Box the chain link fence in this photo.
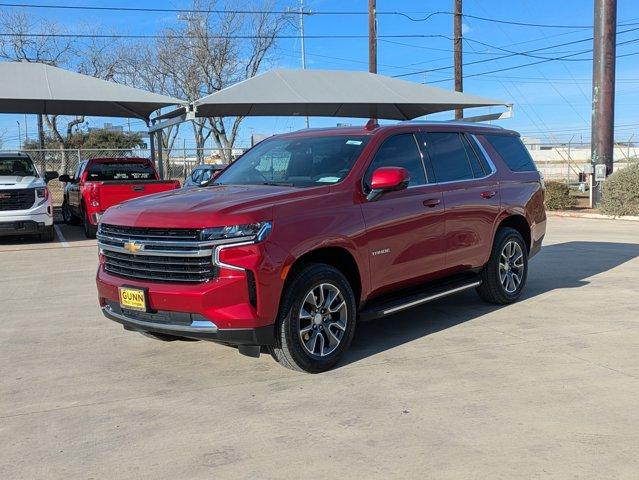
[3,141,638,206]
[525,141,638,185]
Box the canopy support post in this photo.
[156,131,165,179]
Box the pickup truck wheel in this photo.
[82,205,98,238]
[477,227,528,304]
[269,263,357,373]
[39,225,55,242]
[62,200,81,225]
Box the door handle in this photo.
[423,198,441,208]
[480,190,497,199]
[132,186,145,192]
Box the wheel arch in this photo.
[495,214,531,253]
[282,246,363,306]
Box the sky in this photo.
[1,0,639,150]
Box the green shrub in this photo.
[544,181,576,210]
[600,162,639,217]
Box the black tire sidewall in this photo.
[278,264,357,373]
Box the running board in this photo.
[359,275,481,321]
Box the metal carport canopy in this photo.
[192,68,511,120]
[0,61,186,121]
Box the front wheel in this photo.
[269,263,357,373]
[477,227,528,304]
[62,200,80,225]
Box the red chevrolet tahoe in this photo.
[59,157,180,238]
[96,122,546,372]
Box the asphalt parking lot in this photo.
[1,217,638,479]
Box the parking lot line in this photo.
[54,224,69,247]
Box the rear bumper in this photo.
[102,302,274,345]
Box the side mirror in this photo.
[44,171,59,183]
[58,174,74,183]
[367,167,410,201]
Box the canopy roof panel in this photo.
[193,68,510,120]
[0,62,185,120]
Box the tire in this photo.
[62,200,81,225]
[39,225,55,242]
[82,205,97,238]
[476,227,528,304]
[268,263,357,373]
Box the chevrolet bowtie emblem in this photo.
[123,241,143,254]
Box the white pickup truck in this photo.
[0,152,59,241]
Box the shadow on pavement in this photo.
[342,241,639,367]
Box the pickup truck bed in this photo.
[61,157,180,238]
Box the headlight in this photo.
[36,187,49,199]
[200,221,272,243]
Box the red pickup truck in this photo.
[60,157,180,238]
[97,122,546,372]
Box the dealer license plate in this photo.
[118,287,147,311]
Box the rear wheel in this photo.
[477,227,528,304]
[62,200,80,225]
[82,205,97,238]
[269,263,357,373]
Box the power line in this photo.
[2,2,639,29]
[395,27,639,79]
[0,32,456,40]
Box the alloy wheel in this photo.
[298,283,348,357]
[499,240,525,294]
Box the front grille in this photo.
[98,223,218,283]
[0,189,35,211]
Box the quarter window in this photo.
[364,134,426,189]
[484,134,537,172]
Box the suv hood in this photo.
[101,183,330,228]
[0,175,44,189]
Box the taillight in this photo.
[90,184,100,207]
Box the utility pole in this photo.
[16,121,21,148]
[369,0,377,123]
[591,0,617,206]
[454,0,463,119]
[37,115,45,150]
[368,0,377,74]
[299,0,309,129]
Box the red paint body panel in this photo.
[96,123,546,337]
[64,157,180,224]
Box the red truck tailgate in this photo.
[93,180,180,211]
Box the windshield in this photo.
[86,162,155,181]
[214,135,370,187]
[0,157,37,177]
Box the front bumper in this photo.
[102,301,274,345]
[0,201,54,236]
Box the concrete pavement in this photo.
[1,218,638,479]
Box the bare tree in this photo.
[151,0,286,163]
[0,11,133,172]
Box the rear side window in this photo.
[364,134,426,189]
[484,135,537,172]
[419,132,475,183]
[86,162,155,181]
